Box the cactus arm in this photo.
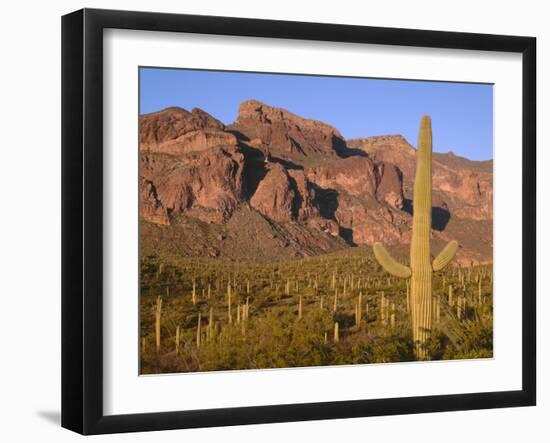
[373,243,412,278]
[432,240,458,271]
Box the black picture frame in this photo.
[62,8,536,435]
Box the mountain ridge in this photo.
[139,100,493,265]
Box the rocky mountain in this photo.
[140,101,493,265]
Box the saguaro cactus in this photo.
[373,116,458,360]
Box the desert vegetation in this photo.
[138,98,493,374]
[140,248,493,374]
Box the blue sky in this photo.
[140,67,493,161]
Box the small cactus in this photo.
[227,283,232,324]
[155,296,162,353]
[478,279,482,305]
[208,307,214,340]
[175,325,180,355]
[196,312,202,349]
[406,280,410,313]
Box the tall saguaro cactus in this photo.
[373,115,458,360]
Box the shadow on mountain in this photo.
[311,185,356,246]
[288,175,303,220]
[432,207,451,231]
[338,227,356,247]
[269,156,304,170]
[240,144,268,199]
[314,185,339,220]
[335,136,369,159]
[401,198,451,231]
[227,129,250,142]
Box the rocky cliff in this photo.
[140,101,493,265]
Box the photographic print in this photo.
[139,68,493,374]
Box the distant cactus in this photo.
[208,307,214,340]
[478,279,482,305]
[175,325,180,355]
[196,312,202,349]
[356,292,363,325]
[227,283,232,324]
[379,291,387,325]
[406,280,410,313]
[155,296,162,353]
[373,116,458,360]
[434,295,441,324]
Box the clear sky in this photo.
[139,67,493,161]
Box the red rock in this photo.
[140,145,245,224]
[250,163,296,222]
[350,135,493,221]
[139,103,493,263]
[229,100,346,158]
[376,162,404,209]
[287,169,319,220]
[140,107,224,149]
[140,178,170,225]
[306,156,378,197]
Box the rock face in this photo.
[140,107,237,158]
[250,163,297,222]
[140,101,493,263]
[140,144,245,224]
[348,135,493,221]
[376,163,404,209]
[229,100,347,158]
[140,178,170,226]
[306,156,378,197]
[140,107,225,148]
[249,163,320,222]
